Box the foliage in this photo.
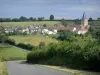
[50,15,54,21]
[0,26,8,43]
[39,41,45,47]
[38,17,44,21]
[5,39,16,45]
[0,16,44,22]
[27,35,100,71]
[88,17,93,21]
[17,43,33,50]
[88,20,100,39]
[97,18,100,20]
[57,30,75,41]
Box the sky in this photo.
[0,0,100,19]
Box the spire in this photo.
[82,12,87,20]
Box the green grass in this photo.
[0,62,8,75]
[0,47,28,61]
[9,35,58,46]
[0,43,11,48]
[40,65,100,75]
[0,21,60,27]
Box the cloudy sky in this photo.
[0,0,100,19]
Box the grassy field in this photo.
[0,46,28,61]
[9,35,58,46]
[0,62,8,75]
[0,20,100,27]
[0,21,61,27]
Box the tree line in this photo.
[0,15,54,22]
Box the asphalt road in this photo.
[6,61,72,75]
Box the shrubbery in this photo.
[6,39,16,45]
[17,43,33,50]
[27,36,100,71]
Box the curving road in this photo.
[5,61,72,75]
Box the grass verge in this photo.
[0,62,8,75]
[0,47,28,61]
[40,65,100,75]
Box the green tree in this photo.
[39,41,45,47]
[96,31,100,38]
[50,15,54,21]
[38,17,44,21]
[19,16,28,21]
[88,17,93,21]
[57,30,75,41]
[12,18,19,22]
[0,26,8,43]
[97,17,100,20]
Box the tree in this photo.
[0,26,5,34]
[39,42,45,47]
[12,18,19,22]
[88,17,93,21]
[0,26,8,43]
[57,30,75,41]
[29,17,37,21]
[38,17,44,21]
[96,31,100,38]
[97,17,100,20]
[19,16,28,21]
[50,15,54,21]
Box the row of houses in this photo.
[4,25,58,35]
[4,24,89,35]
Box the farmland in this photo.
[0,21,61,27]
[9,35,58,46]
[0,46,28,61]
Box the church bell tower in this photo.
[81,12,88,26]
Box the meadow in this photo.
[0,46,28,61]
[0,21,61,27]
[9,35,58,46]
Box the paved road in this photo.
[6,61,72,75]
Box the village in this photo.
[1,0,100,75]
[4,12,89,35]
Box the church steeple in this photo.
[81,12,88,26]
[82,12,87,20]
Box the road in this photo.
[6,61,72,75]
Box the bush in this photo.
[6,39,16,45]
[17,43,33,50]
[27,36,100,71]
